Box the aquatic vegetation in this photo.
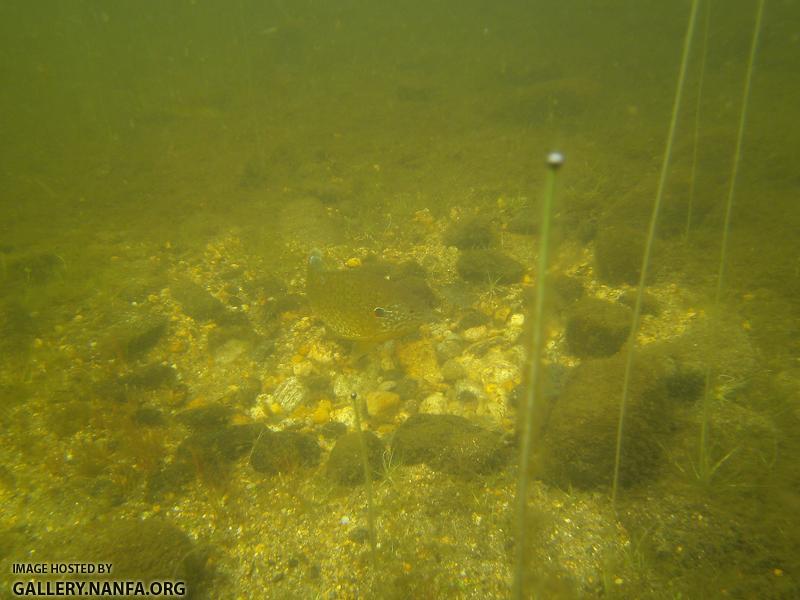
[512,151,562,599]
[697,0,766,494]
[612,0,700,508]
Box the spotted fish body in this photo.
[306,250,428,341]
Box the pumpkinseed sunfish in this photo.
[306,249,433,341]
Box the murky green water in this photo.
[1,1,798,598]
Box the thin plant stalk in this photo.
[611,0,700,509]
[350,392,378,574]
[512,151,563,600]
[698,0,766,484]
[686,0,713,241]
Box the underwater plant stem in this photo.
[699,0,765,482]
[350,392,378,575]
[512,151,562,600]
[611,0,700,510]
[685,0,713,241]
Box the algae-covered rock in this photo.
[456,249,525,284]
[326,431,385,486]
[121,362,178,390]
[443,214,498,249]
[550,273,585,305]
[172,279,246,325]
[594,226,645,285]
[113,315,167,361]
[506,204,539,235]
[391,414,508,477]
[177,403,232,430]
[537,353,674,489]
[565,297,632,358]
[249,429,321,475]
[50,518,209,598]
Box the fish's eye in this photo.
[373,307,387,318]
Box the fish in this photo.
[306,249,432,341]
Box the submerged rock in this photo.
[565,297,632,358]
[456,249,525,284]
[249,429,321,475]
[271,376,310,415]
[50,519,209,597]
[443,214,498,249]
[326,431,385,486]
[537,353,674,489]
[391,414,508,477]
[594,226,645,285]
[116,315,168,361]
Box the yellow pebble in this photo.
[366,390,401,418]
[345,257,362,268]
[312,399,331,424]
[231,414,251,426]
[773,568,783,576]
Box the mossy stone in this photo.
[326,431,385,486]
[537,354,673,489]
[565,297,632,358]
[618,289,661,316]
[121,362,177,390]
[594,226,645,285]
[177,403,232,431]
[550,273,585,304]
[133,407,164,426]
[214,423,263,460]
[66,519,209,598]
[456,249,525,284]
[443,215,498,249]
[250,429,321,475]
[391,414,508,477]
[506,204,539,235]
[122,317,168,360]
[172,279,247,325]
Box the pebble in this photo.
[436,336,464,361]
[312,399,332,424]
[463,325,488,342]
[292,360,313,377]
[509,313,525,327]
[366,390,401,419]
[441,358,467,382]
[419,392,447,415]
[271,376,309,414]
